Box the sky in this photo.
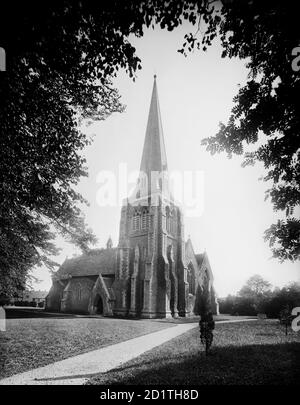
[32,22,299,297]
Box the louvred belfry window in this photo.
[141,209,149,229]
[132,211,141,231]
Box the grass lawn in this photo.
[151,314,256,324]
[87,320,300,385]
[0,309,175,378]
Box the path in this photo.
[0,318,257,385]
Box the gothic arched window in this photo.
[204,269,210,291]
[187,265,195,295]
[166,206,170,233]
[171,215,175,234]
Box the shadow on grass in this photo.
[4,308,174,322]
[4,308,81,319]
[33,373,100,382]
[4,308,249,324]
[88,342,300,385]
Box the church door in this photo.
[96,295,103,315]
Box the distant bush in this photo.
[219,281,300,318]
[265,284,300,318]
[218,295,235,314]
[232,297,257,316]
[0,298,10,306]
[13,300,34,306]
[219,296,257,316]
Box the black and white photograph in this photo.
[0,0,299,395]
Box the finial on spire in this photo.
[154,74,157,80]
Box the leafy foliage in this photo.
[265,283,300,319]
[0,1,135,296]
[237,274,272,313]
[238,274,272,298]
[264,219,300,262]
[199,313,215,355]
[1,0,298,297]
[219,278,300,318]
[0,0,223,297]
[278,305,294,335]
[200,0,300,261]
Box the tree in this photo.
[221,281,300,318]
[0,1,131,296]
[196,272,215,354]
[239,275,272,298]
[265,282,300,318]
[238,274,272,313]
[220,280,300,317]
[1,0,298,296]
[0,0,221,297]
[279,305,292,336]
[218,294,236,314]
[200,0,300,262]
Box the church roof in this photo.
[195,253,205,268]
[57,248,117,278]
[139,76,168,184]
[185,239,205,270]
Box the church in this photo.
[46,76,218,318]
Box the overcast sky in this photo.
[32,22,299,297]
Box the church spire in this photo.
[139,75,168,180]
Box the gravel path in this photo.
[0,318,257,385]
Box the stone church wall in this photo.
[61,277,96,314]
[45,281,66,312]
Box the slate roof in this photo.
[195,253,205,268]
[185,238,205,269]
[57,248,117,278]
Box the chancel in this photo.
[46,76,218,318]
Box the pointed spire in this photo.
[139,75,168,182]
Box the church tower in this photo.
[46,76,216,318]
[113,76,189,318]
